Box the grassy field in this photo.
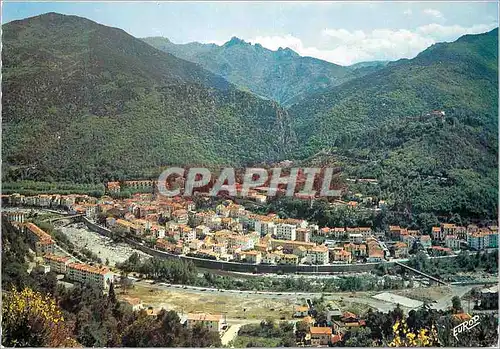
[336,300,369,316]
[230,335,281,348]
[124,285,295,321]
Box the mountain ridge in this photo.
[2,12,296,182]
[290,27,498,219]
[142,35,383,106]
[2,12,498,221]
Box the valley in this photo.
[1,6,498,349]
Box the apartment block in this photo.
[348,233,363,244]
[279,253,299,265]
[254,220,276,236]
[388,225,402,240]
[296,228,311,242]
[419,235,432,249]
[488,231,498,248]
[445,235,461,250]
[432,226,444,241]
[393,242,408,258]
[270,239,315,253]
[276,223,296,241]
[43,254,72,274]
[467,231,490,250]
[172,209,189,224]
[3,211,26,223]
[306,245,329,265]
[333,248,352,263]
[241,250,262,264]
[310,327,332,346]
[25,223,55,256]
[67,262,114,292]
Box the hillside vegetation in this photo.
[2,13,296,182]
[291,29,498,219]
[143,36,383,106]
[1,220,222,347]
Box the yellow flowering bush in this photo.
[389,318,440,347]
[2,287,79,347]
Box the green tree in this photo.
[451,296,463,313]
[108,282,117,304]
[295,320,309,344]
[343,327,373,347]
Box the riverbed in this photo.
[55,221,149,267]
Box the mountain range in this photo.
[2,12,498,219]
[142,36,385,106]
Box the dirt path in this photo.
[221,324,242,347]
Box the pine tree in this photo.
[108,282,117,304]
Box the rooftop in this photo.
[187,313,223,322]
[310,327,332,335]
[26,223,53,243]
[67,262,111,275]
[43,254,71,263]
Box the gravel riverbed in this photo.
[56,222,149,267]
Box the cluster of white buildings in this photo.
[3,193,384,266]
[432,223,498,251]
[152,200,338,265]
[149,201,388,266]
[5,192,497,270]
[5,192,95,210]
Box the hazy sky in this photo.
[3,1,498,65]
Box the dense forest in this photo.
[292,29,498,220]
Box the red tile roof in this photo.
[310,327,332,335]
[43,254,70,263]
[187,313,223,322]
[67,262,111,275]
[26,223,53,243]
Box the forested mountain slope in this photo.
[291,29,498,219]
[142,36,383,106]
[2,13,296,182]
[3,12,498,221]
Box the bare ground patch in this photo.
[124,285,295,321]
[392,286,449,303]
